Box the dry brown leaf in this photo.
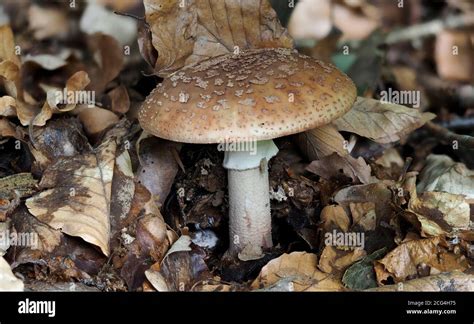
[136,133,181,206]
[0,256,23,291]
[28,5,69,40]
[144,235,210,291]
[375,237,469,284]
[0,95,16,117]
[25,121,131,256]
[333,97,436,144]
[435,30,474,82]
[288,0,378,41]
[251,252,344,291]
[320,205,351,233]
[409,192,470,237]
[86,33,124,93]
[349,202,376,231]
[307,152,372,184]
[0,24,20,66]
[295,124,348,161]
[368,271,474,291]
[318,245,366,277]
[77,107,119,140]
[417,154,474,203]
[144,0,293,76]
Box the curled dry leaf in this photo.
[374,237,469,284]
[333,97,436,144]
[143,0,293,76]
[0,256,23,291]
[136,133,182,206]
[0,173,38,221]
[77,107,120,140]
[0,117,17,138]
[251,252,344,291]
[0,25,21,99]
[318,246,366,277]
[108,85,130,115]
[342,247,387,290]
[25,121,131,256]
[367,271,474,292]
[307,152,372,184]
[33,71,91,127]
[29,117,91,171]
[403,172,470,237]
[320,205,351,233]
[409,192,470,237]
[86,33,124,94]
[295,124,348,161]
[417,154,474,203]
[80,2,137,46]
[120,182,172,290]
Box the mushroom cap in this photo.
[138,48,356,144]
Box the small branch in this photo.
[385,14,474,44]
[424,121,474,150]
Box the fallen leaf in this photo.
[320,205,351,233]
[0,95,16,117]
[333,97,436,144]
[409,192,470,237]
[295,124,348,161]
[77,107,120,140]
[0,256,23,291]
[307,152,372,184]
[367,271,474,292]
[28,4,69,40]
[145,235,211,291]
[374,237,469,284]
[342,247,387,290]
[251,252,344,291]
[318,245,366,277]
[26,121,131,256]
[144,0,293,76]
[23,52,70,71]
[0,117,17,138]
[108,85,130,114]
[417,154,474,203]
[86,33,124,93]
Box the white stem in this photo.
[223,140,278,261]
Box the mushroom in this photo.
[138,48,356,261]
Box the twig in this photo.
[424,121,474,150]
[385,14,474,44]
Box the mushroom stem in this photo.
[223,140,278,261]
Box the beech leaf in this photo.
[144,0,294,76]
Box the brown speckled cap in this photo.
[138,48,356,144]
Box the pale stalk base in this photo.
[227,162,273,261]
